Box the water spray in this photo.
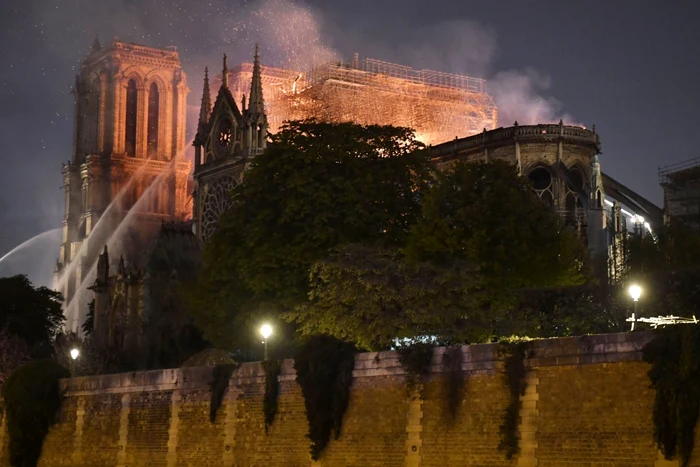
[62,154,182,331]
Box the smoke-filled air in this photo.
[0,0,577,293]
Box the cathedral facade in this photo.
[191,47,269,242]
[58,39,641,358]
[55,39,192,331]
[73,42,268,367]
[429,122,628,279]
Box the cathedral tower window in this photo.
[125,79,138,157]
[147,82,159,159]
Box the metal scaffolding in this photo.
[659,157,700,230]
[226,55,498,146]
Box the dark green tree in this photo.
[188,121,432,350]
[287,244,487,350]
[404,160,589,308]
[0,275,64,357]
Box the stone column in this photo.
[72,396,86,465]
[404,393,423,467]
[113,78,125,155]
[98,73,107,154]
[116,393,131,467]
[166,390,181,467]
[175,83,188,159]
[517,370,539,467]
[137,84,147,158]
[222,381,239,467]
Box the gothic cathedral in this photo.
[192,46,269,242]
[55,39,192,331]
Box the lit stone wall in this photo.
[0,332,688,466]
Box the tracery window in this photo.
[565,166,585,226]
[201,175,238,240]
[528,166,553,207]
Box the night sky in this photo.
[1,0,699,285]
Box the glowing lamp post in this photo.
[70,348,80,375]
[629,284,642,318]
[260,324,273,361]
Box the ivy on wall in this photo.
[643,326,700,466]
[1,360,70,467]
[294,335,356,461]
[209,363,238,423]
[262,359,281,434]
[441,345,465,423]
[497,341,529,460]
[397,342,434,399]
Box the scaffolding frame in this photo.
[226,56,498,145]
[659,158,700,229]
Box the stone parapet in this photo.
[4,331,672,467]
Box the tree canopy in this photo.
[405,160,589,295]
[0,275,64,357]
[188,122,596,352]
[286,244,487,350]
[187,121,432,351]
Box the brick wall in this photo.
[0,332,686,466]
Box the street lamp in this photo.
[260,324,272,361]
[629,284,642,317]
[70,348,80,375]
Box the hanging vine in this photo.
[498,341,529,460]
[1,360,70,467]
[397,342,434,399]
[209,363,238,423]
[262,359,281,434]
[441,345,465,423]
[643,326,700,466]
[294,335,356,461]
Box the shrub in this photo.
[1,360,70,467]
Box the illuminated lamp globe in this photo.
[629,284,642,302]
[260,324,273,340]
[70,348,80,360]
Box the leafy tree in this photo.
[188,121,432,350]
[82,299,94,336]
[0,329,30,386]
[287,244,487,350]
[501,285,628,338]
[0,275,64,357]
[2,360,69,467]
[404,160,589,306]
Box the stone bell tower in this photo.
[55,38,192,332]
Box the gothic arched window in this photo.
[125,79,138,157]
[147,82,159,159]
[528,166,554,207]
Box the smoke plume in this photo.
[0,0,579,278]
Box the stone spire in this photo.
[91,36,102,54]
[589,154,605,209]
[248,44,265,114]
[222,53,228,88]
[199,67,211,127]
